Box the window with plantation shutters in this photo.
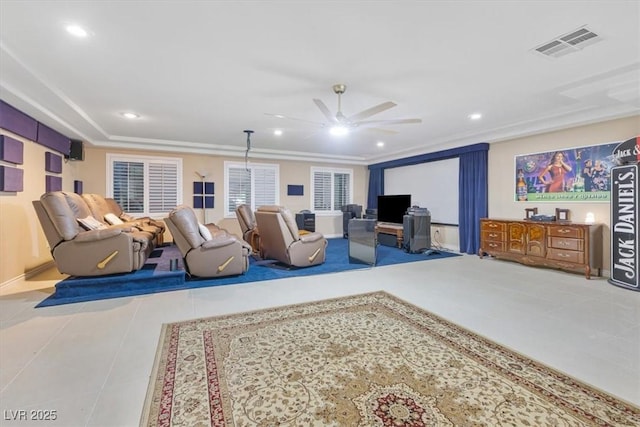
[311,167,353,213]
[113,160,144,212]
[225,161,279,217]
[107,154,182,216]
[313,171,332,211]
[148,162,178,213]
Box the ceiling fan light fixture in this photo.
[121,112,140,119]
[65,24,89,38]
[330,125,349,136]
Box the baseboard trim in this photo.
[0,261,55,289]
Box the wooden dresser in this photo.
[479,218,603,279]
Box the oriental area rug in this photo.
[140,292,640,427]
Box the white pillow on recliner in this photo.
[77,216,108,230]
[198,223,213,241]
[104,212,124,225]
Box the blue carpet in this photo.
[36,238,460,307]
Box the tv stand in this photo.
[375,223,403,248]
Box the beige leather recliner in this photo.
[82,193,166,245]
[165,205,251,278]
[255,205,327,267]
[33,191,155,276]
[235,204,260,254]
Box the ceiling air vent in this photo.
[534,26,602,58]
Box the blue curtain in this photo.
[458,149,488,254]
[367,168,384,209]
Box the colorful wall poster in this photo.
[515,141,620,202]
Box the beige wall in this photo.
[0,130,81,283]
[487,115,639,271]
[1,139,367,284]
[78,147,368,239]
[2,115,637,284]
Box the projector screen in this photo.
[384,157,459,225]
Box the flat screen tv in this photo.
[377,194,411,224]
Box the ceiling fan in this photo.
[267,84,422,135]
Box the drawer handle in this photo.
[489,233,498,238]
[489,243,498,248]
[558,229,572,234]
[557,253,571,258]
[489,224,498,228]
[558,241,570,246]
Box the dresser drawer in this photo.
[482,230,505,242]
[547,248,584,264]
[482,221,506,232]
[483,241,506,252]
[548,237,583,251]
[549,226,583,239]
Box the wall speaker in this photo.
[66,139,84,161]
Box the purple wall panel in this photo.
[0,166,24,192]
[37,123,70,155]
[45,152,63,173]
[0,135,24,164]
[45,175,62,192]
[0,100,38,141]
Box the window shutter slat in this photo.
[113,161,144,213]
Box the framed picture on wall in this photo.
[514,140,620,202]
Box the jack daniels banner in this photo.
[609,136,639,291]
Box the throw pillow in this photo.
[104,212,124,225]
[198,223,213,241]
[77,216,108,231]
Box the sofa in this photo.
[255,205,327,267]
[165,205,251,278]
[81,193,166,245]
[33,191,156,277]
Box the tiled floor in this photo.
[1,254,639,426]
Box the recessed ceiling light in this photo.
[121,112,139,119]
[66,25,88,38]
[329,126,349,136]
[377,141,385,147]
[469,113,482,120]
[274,129,283,136]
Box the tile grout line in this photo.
[83,298,144,427]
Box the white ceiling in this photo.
[1,1,639,165]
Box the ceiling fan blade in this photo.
[312,99,338,123]
[264,113,325,126]
[356,118,422,127]
[348,101,397,122]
